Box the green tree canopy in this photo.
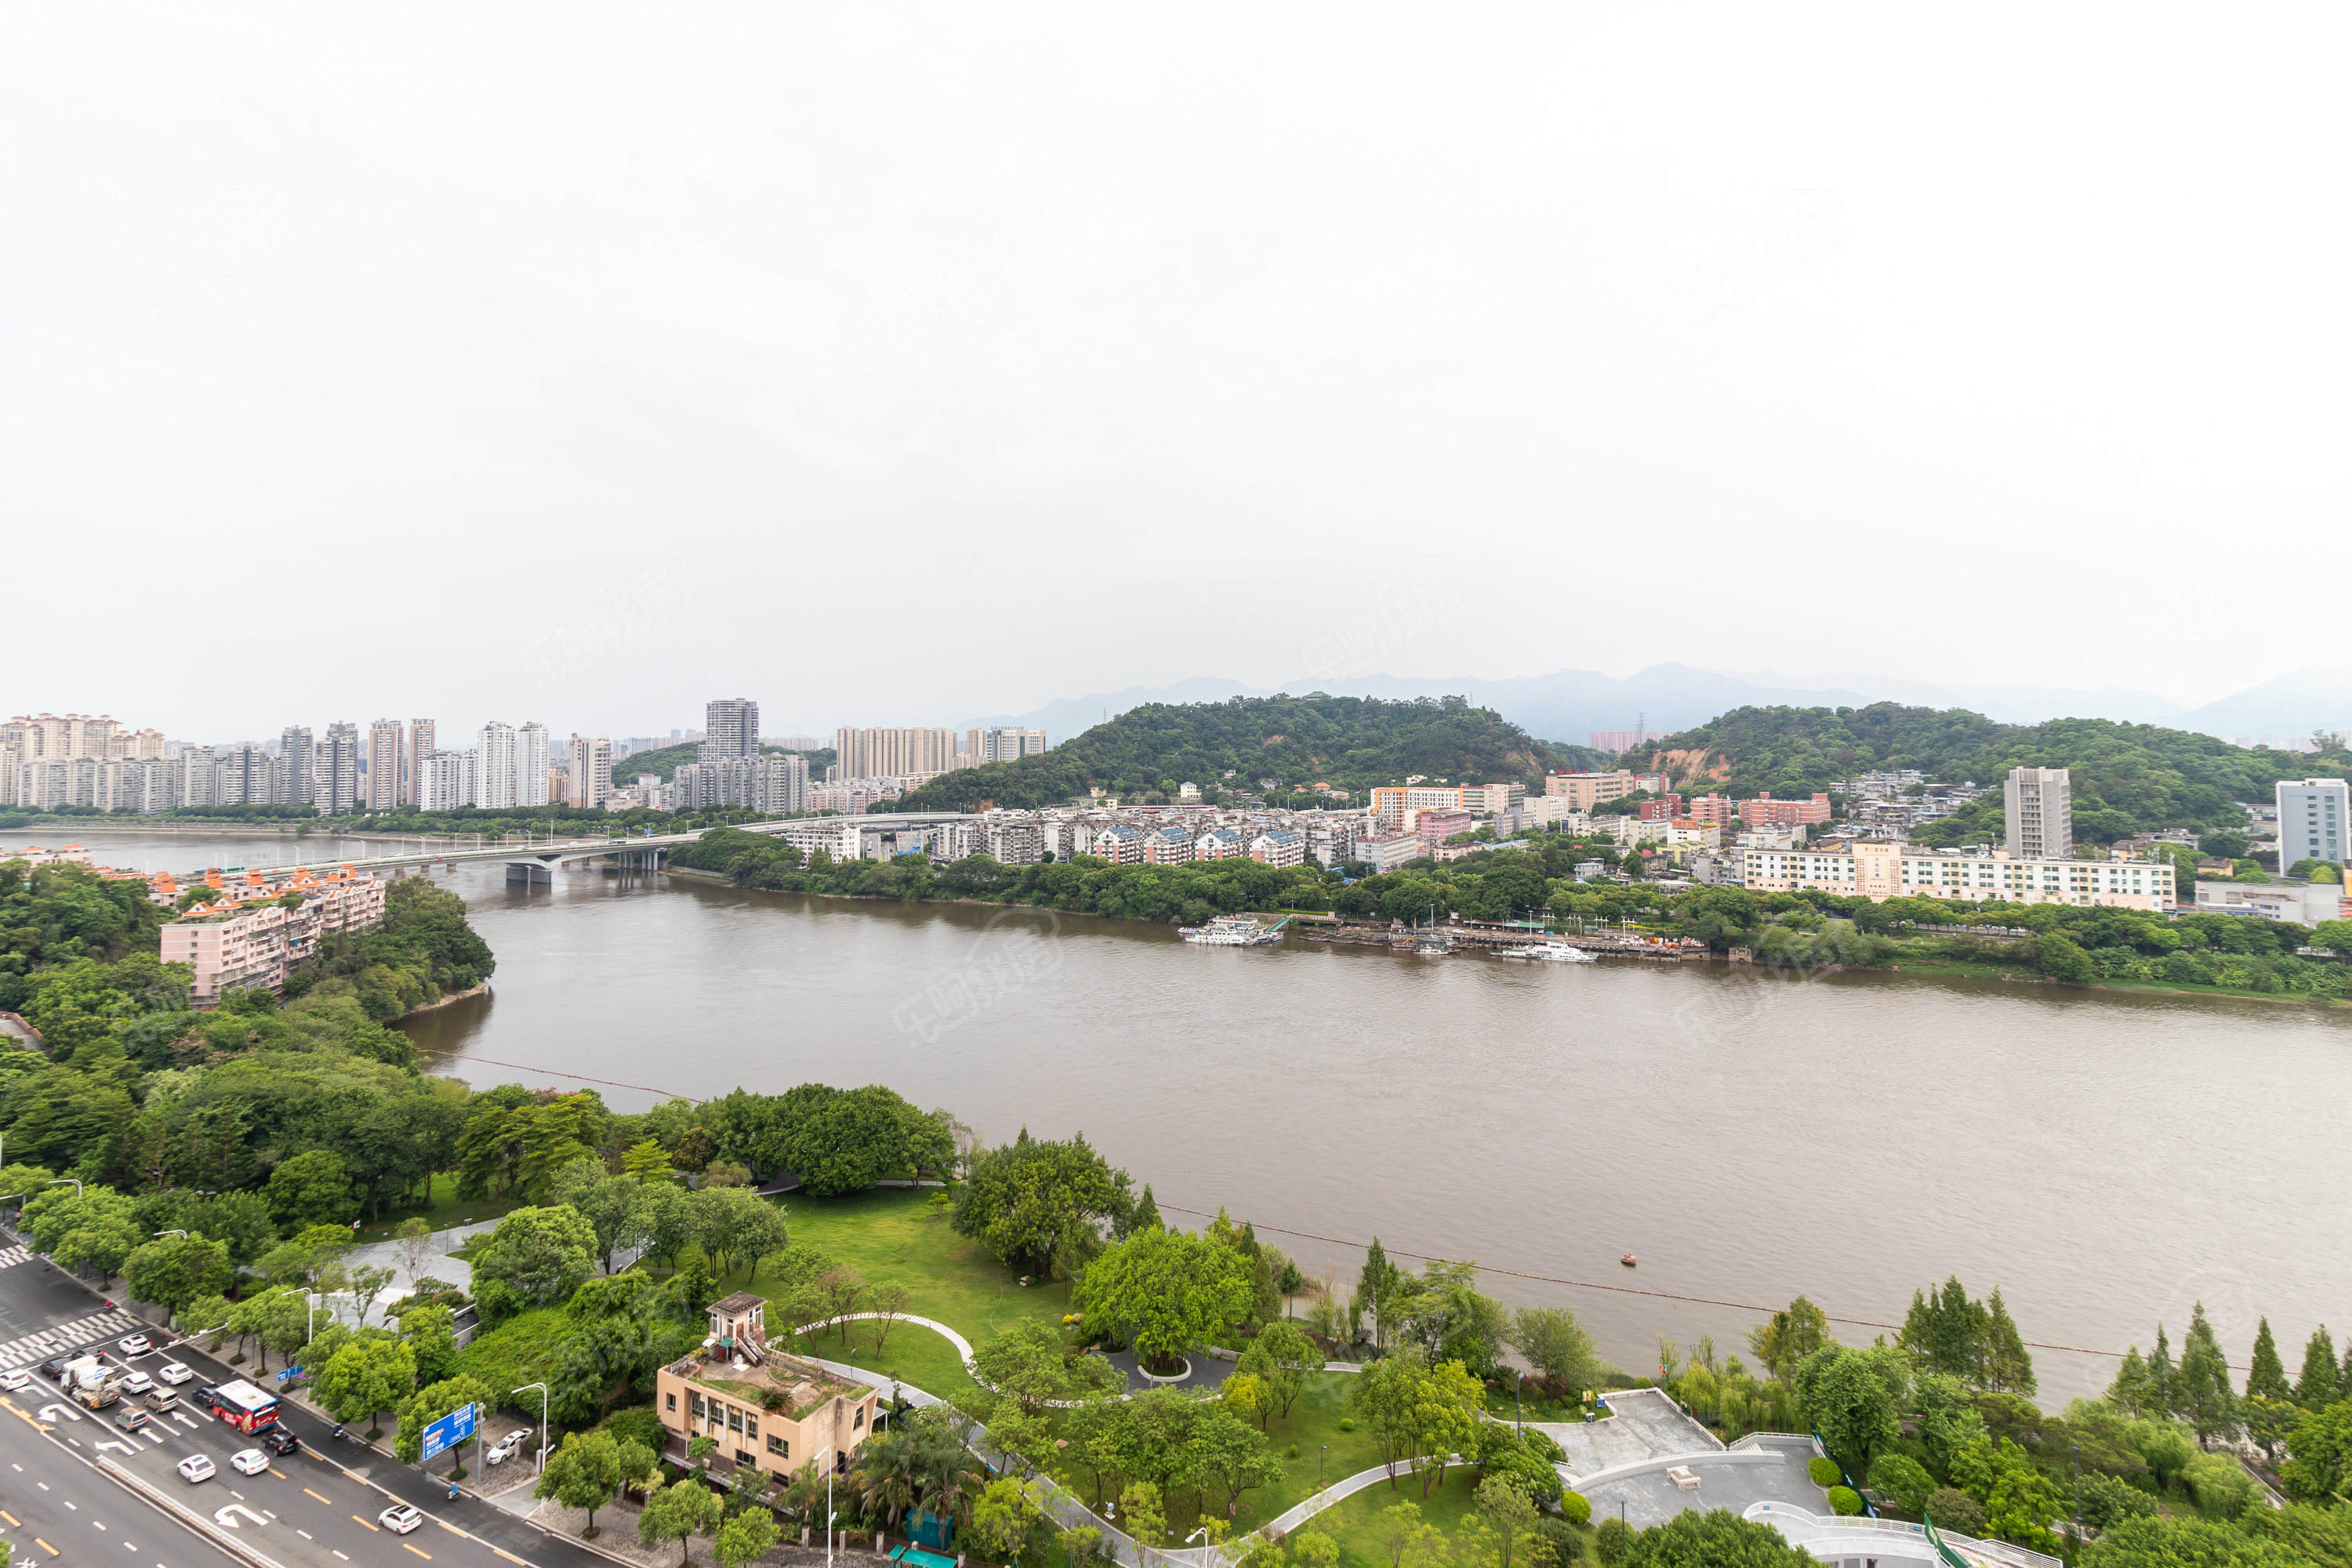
[1076,1225,1255,1370]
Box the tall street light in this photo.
[513,1382,549,1472]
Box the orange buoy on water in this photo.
[1620,1253,1638,1268]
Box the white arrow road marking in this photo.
[212,1504,269,1530]
[94,1439,136,1455]
[38,1404,80,1422]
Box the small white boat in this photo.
[1495,941,1595,964]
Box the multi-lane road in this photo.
[0,1243,622,1568]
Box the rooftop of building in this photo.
[667,1346,865,1417]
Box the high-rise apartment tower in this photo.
[2003,767,2073,861]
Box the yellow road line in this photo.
[32,1537,56,1557]
[304,1487,334,1504]
[0,1508,17,1525]
[492,1549,529,1565]
[270,1467,289,1478]
[402,1544,432,1559]
[354,1514,381,1530]
[438,1519,467,1534]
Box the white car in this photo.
[379,1504,423,1535]
[118,1334,153,1357]
[486,1430,528,1465]
[230,1449,270,1476]
[122,1370,154,1395]
[177,1454,216,1484]
[0,1369,30,1392]
[157,1362,193,1385]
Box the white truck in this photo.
[65,1354,125,1410]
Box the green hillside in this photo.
[1646,703,2347,842]
[896,695,1601,810]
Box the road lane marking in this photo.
[0,1508,16,1524]
[269,1468,287,1479]
[32,1537,56,1556]
[401,1545,430,1559]
[304,1487,333,1504]
[438,1520,466,1535]
[298,1529,313,1539]
[492,1551,528,1565]
[354,1514,379,1530]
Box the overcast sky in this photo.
[4,5,2346,741]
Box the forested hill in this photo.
[1642,703,2348,839]
[898,695,1601,810]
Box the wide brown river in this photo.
[54,828,2352,1400]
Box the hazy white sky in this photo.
[4,5,2346,739]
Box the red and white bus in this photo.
[210,1379,280,1434]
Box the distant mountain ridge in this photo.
[967,663,2352,752]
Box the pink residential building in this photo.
[1738,793,1833,828]
[1414,809,1473,853]
[162,871,388,1007]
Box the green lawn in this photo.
[1304,1462,1486,1568]
[1034,1370,1390,1541]
[355,1170,532,1242]
[677,1187,1076,1405]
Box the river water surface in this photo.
[50,827,2352,1400]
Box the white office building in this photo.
[2004,767,2072,861]
[2276,778,2350,870]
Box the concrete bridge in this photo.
[165,811,993,886]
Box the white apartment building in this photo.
[405,719,435,807]
[475,723,517,809]
[418,750,476,812]
[1356,833,1424,873]
[517,724,550,808]
[275,727,314,807]
[1250,829,1308,867]
[1463,782,1526,815]
[771,820,860,862]
[983,822,1044,865]
[965,728,1047,763]
[1370,786,1465,829]
[2276,779,2350,870]
[1743,841,2175,910]
[570,737,614,812]
[2004,767,2072,860]
[702,699,760,760]
[366,720,403,811]
[321,722,360,815]
[834,727,960,779]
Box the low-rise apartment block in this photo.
[655,1297,877,1481]
[1742,843,2174,909]
[1356,833,1424,873]
[162,870,388,1005]
[1196,828,1249,861]
[1738,792,1833,827]
[1370,786,1465,829]
[1144,827,1195,865]
[1250,829,1307,867]
[1544,770,1635,811]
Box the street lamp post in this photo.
[45,1178,82,1199]
[513,1382,550,1472]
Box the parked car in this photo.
[380,1504,423,1535]
[0,1369,31,1392]
[157,1363,193,1385]
[263,1425,302,1456]
[112,1406,151,1433]
[230,1449,270,1476]
[486,1430,528,1465]
[122,1370,154,1396]
[177,1454,216,1484]
[118,1334,153,1357]
[145,1388,180,1413]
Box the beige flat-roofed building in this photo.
[655,1296,878,1481]
[1544,771,1635,811]
[1743,842,2173,909]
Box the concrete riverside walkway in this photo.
[1260,1455,1468,1537]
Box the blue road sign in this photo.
[421,1401,478,1461]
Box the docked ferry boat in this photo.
[1492,940,1596,963]
[1180,914,1287,946]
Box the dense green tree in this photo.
[712,1508,780,1568]
[1077,1225,1254,1370]
[952,1129,1133,1276]
[2298,1327,2339,1409]
[1356,1236,1404,1352]
[315,1337,416,1438]
[122,1232,232,1314]
[2281,1399,2352,1504]
[1866,1454,1935,1515]
[267,1149,354,1229]
[2179,1302,2241,1443]
[1793,1345,1907,1479]
[1236,1320,1323,1419]
[537,1429,626,1536]
[1618,1508,1817,1566]
[2248,1318,2293,1403]
[638,1479,722,1564]
[1748,1296,1829,1381]
[1508,1305,1597,1393]
[470,1206,597,1307]
[2082,1515,2293,1567]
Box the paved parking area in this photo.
[1575,1437,1828,1530]
[1536,1387,1720,1478]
